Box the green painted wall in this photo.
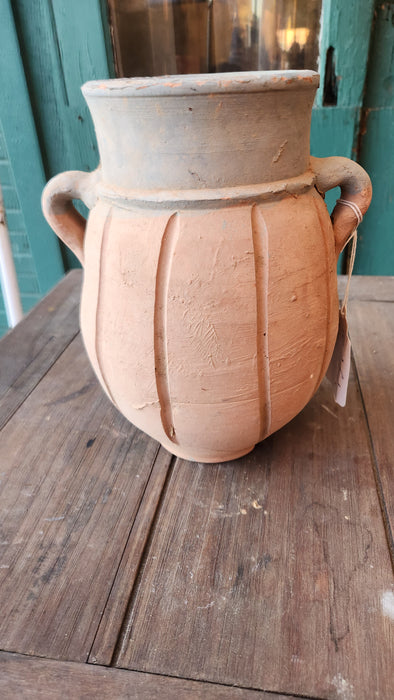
[0,0,65,304]
[11,0,114,269]
[0,0,391,340]
[311,0,375,220]
[355,1,394,274]
[0,124,40,337]
[0,0,67,337]
[0,0,114,337]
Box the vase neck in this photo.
[84,73,318,191]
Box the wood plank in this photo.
[337,275,394,302]
[0,271,81,429]
[0,270,81,394]
[113,369,393,699]
[0,332,171,661]
[89,446,174,665]
[348,300,394,548]
[0,652,299,700]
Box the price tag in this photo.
[326,309,351,407]
[325,197,363,407]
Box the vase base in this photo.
[160,441,257,464]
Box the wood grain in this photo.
[348,299,394,550]
[0,271,81,427]
[89,446,174,665]
[0,652,299,700]
[1,271,393,699]
[337,274,394,302]
[0,332,170,661]
[114,369,394,699]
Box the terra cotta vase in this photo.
[42,71,372,463]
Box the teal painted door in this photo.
[0,0,113,336]
[9,0,114,269]
[0,0,391,338]
[354,2,394,274]
[0,0,64,335]
[312,0,393,275]
[311,0,375,219]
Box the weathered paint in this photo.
[0,0,64,307]
[311,107,360,215]
[0,125,37,337]
[355,1,394,274]
[315,0,375,108]
[311,0,375,270]
[11,0,114,269]
[0,0,386,338]
[312,0,375,162]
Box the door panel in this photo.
[0,0,388,340]
[0,0,114,337]
[311,0,375,219]
[11,0,115,269]
[354,1,394,274]
[0,0,64,337]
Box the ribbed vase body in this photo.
[80,187,337,462]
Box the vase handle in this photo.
[41,168,100,266]
[311,156,372,258]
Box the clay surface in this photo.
[42,71,372,462]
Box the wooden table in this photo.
[0,271,393,699]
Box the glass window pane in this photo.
[107,0,321,76]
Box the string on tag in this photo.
[326,198,363,407]
[336,198,363,312]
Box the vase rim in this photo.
[82,70,319,98]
